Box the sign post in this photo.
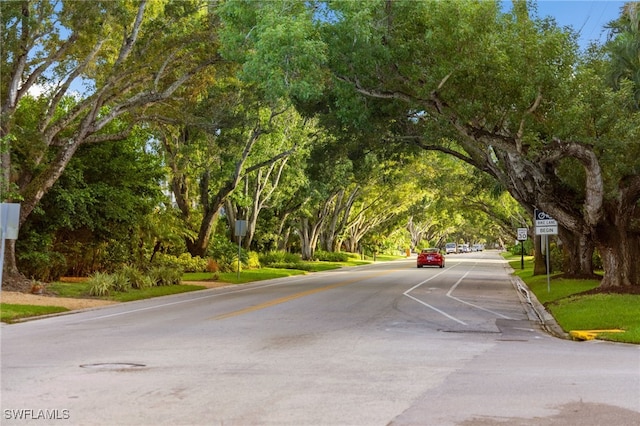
[0,203,21,290]
[516,227,528,270]
[234,220,247,279]
[534,209,557,292]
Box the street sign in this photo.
[234,220,247,237]
[1,203,21,290]
[0,203,21,240]
[534,209,557,235]
[537,225,558,235]
[517,228,528,241]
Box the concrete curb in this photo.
[506,267,570,340]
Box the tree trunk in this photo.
[595,209,640,288]
[186,208,219,258]
[558,227,596,278]
[344,237,358,253]
[299,218,314,260]
[597,232,640,288]
[2,239,32,291]
[533,235,547,275]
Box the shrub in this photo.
[550,243,563,273]
[259,251,302,266]
[314,250,349,262]
[16,238,67,282]
[246,251,261,269]
[176,253,208,272]
[151,252,181,269]
[152,252,207,272]
[208,236,244,272]
[88,272,115,297]
[149,266,182,286]
[118,265,153,289]
[206,258,219,273]
[592,249,603,270]
[111,270,131,293]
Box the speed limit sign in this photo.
[517,228,528,241]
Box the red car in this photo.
[417,248,445,268]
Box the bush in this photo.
[176,253,208,272]
[259,251,302,266]
[111,270,131,293]
[246,251,261,269]
[153,252,207,273]
[592,249,603,270]
[16,233,68,282]
[206,258,219,272]
[118,265,154,289]
[208,236,243,272]
[550,243,563,273]
[88,272,115,297]
[314,250,349,262]
[509,241,533,257]
[149,266,182,286]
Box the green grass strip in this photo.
[1,304,69,323]
[503,252,639,344]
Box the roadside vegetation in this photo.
[503,253,640,344]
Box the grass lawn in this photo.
[1,304,69,323]
[183,267,307,283]
[503,253,640,344]
[46,281,207,302]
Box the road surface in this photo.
[2,251,639,425]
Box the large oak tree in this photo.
[1,0,219,286]
[318,0,639,288]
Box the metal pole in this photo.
[546,236,551,293]
[0,230,5,290]
[237,235,241,280]
[521,241,524,270]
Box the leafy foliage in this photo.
[208,234,246,272]
[88,272,116,297]
[258,250,302,265]
[152,253,208,273]
[148,266,183,287]
[119,265,154,290]
[314,250,349,262]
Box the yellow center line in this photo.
[209,270,396,321]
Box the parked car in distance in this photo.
[471,244,484,252]
[445,242,457,254]
[417,248,445,268]
[460,243,470,253]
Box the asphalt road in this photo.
[2,251,639,425]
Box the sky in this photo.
[522,1,628,49]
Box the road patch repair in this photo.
[569,329,625,341]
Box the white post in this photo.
[546,236,551,293]
[237,234,241,280]
[0,203,21,290]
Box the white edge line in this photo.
[403,266,467,326]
